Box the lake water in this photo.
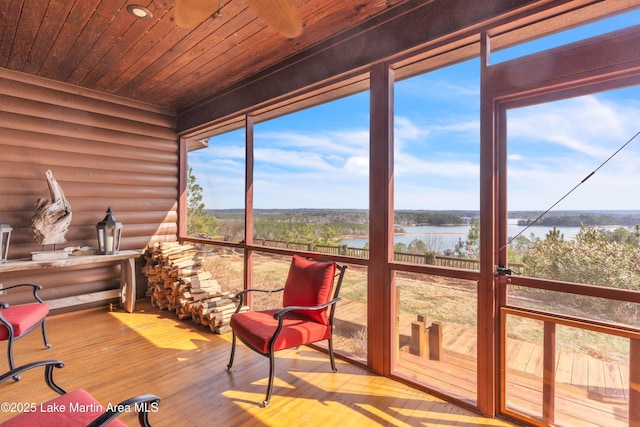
[341,222,621,251]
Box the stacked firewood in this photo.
[142,242,246,334]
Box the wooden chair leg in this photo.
[227,332,237,370]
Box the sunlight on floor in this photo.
[388,406,514,426]
[252,376,296,390]
[303,371,416,397]
[109,310,211,350]
[356,404,414,426]
[224,390,404,426]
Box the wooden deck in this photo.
[393,319,631,426]
[0,300,515,427]
[335,294,632,426]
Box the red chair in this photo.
[227,254,346,406]
[0,360,160,426]
[0,284,50,376]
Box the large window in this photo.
[392,57,480,404]
[187,128,246,242]
[500,86,640,425]
[252,93,370,360]
[495,21,640,425]
[252,93,370,257]
[184,90,371,361]
[506,86,640,325]
[393,58,480,267]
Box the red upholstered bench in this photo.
[0,360,160,427]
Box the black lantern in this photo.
[96,207,122,255]
[0,221,11,263]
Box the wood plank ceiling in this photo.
[0,0,413,112]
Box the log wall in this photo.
[0,68,178,311]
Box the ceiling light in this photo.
[126,4,153,19]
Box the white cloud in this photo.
[257,129,368,156]
[255,147,338,172]
[508,95,638,159]
[343,156,369,176]
[190,85,640,211]
[395,153,477,179]
[395,116,428,145]
[207,145,245,159]
[507,93,640,210]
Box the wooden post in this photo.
[631,338,640,427]
[542,321,556,424]
[429,321,442,361]
[368,62,394,375]
[395,286,401,357]
[410,319,426,357]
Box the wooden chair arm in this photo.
[233,287,284,313]
[273,297,341,319]
[0,283,46,304]
[87,394,160,427]
[0,360,66,394]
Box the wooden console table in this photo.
[0,250,142,312]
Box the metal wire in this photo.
[500,129,640,251]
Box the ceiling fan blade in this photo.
[175,0,219,28]
[246,0,303,38]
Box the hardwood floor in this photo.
[0,300,515,426]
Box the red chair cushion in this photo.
[230,309,332,354]
[1,389,127,427]
[282,255,336,324]
[0,303,49,341]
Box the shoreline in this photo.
[340,230,467,239]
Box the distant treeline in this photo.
[517,213,640,227]
[395,211,469,225]
[210,209,472,226]
[253,221,368,242]
[208,209,640,229]
[209,209,369,224]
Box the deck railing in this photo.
[256,238,525,273]
[501,305,640,426]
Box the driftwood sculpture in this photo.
[30,170,72,248]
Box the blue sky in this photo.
[189,9,640,212]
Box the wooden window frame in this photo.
[486,25,640,423]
